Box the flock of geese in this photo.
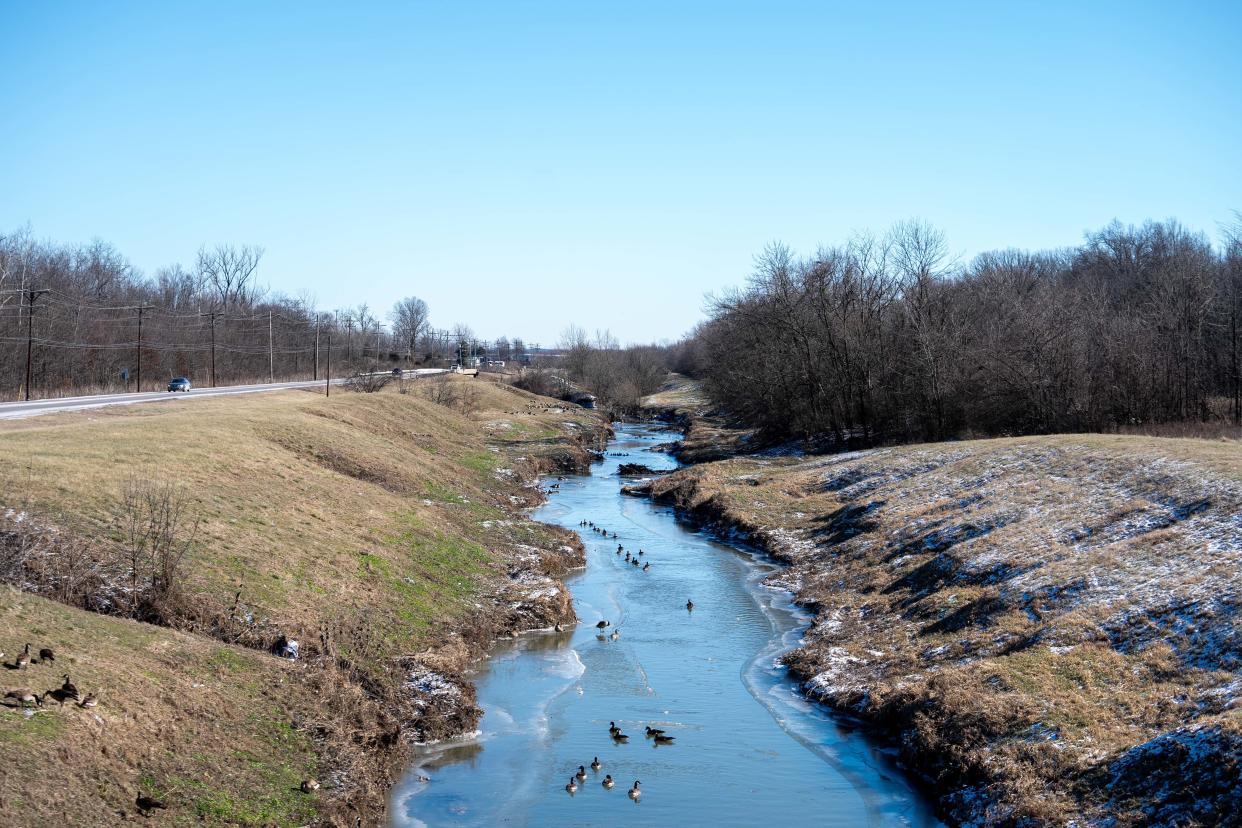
[559,512,699,806]
[1,644,169,815]
[557,697,682,803]
[3,641,317,817]
[579,521,656,572]
[562,719,680,802]
[2,643,99,710]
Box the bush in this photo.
[117,475,199,620]
[422,375,481,415]
[343,372,392,393]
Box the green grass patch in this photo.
[466,500,504,519]
[423,481,466,504]
[184,780,316,826]
[460,451,499,474]
[0,710,65,745]
[208,647,247,672]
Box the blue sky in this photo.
[2,1,1239,344]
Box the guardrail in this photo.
[353,368,450,378]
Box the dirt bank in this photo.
[638,373,757,463]
[628,435,1241,826]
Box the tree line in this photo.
[0,229,531,399]
[553,325,668,411]
[676,217,1242,446]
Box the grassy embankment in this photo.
[0,375,604,826]
[635,417,1240,826]
[638,373,754,462]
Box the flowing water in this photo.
[390,423,940,827]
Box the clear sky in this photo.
[2,1,1240,344]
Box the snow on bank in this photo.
[646,434,1241,825]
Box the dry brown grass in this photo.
[643,432,1242,826]
[1,378,596,656]
[0,375,603,825]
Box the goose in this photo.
[631,558,640,567]
[590,757,602,772]
[595,621,610,631]
[653,734,675,744]
[644,726,666,738]
[642,563,650,571]
[686,599,694,611]
[611,731,630,743]
[564,777,578,794]
[4,688,42,708]
[617,544,624,553]
[576,765,587,781]
[60,674,80,700]
[628,780,642,799]
[608,721,620,736]
[602,774,615,789]
[135,794,167,816]
[638,549,644,556]
[610,629,619,641]
[38,647,55,664]
[79,693,99,709]
[16,643,31,669]
[300,779,320,793]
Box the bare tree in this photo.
[196,243,264,309]
[391,296,430,360]
[1219,214,1242,423]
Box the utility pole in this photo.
[346,319,353,363]
[135,305,153,393]
[268,310,275,383]
[325,331,331,397]
[210,311,217,388]
[313,313,320,381]
[22,288,49,401]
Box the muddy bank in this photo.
[628,439,1242,827]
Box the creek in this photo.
[390,422,940,827]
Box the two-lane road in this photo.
[0,370,449,421]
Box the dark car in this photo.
[167,377,191,392]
